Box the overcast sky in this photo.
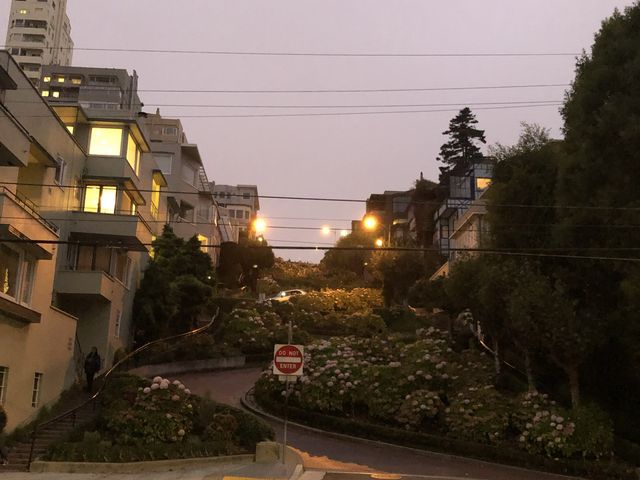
[1,0,635,262]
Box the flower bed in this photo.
[254,327,614,461]
[45,374,273,462]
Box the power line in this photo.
[1,237,639,263]
[2,46,582,58]
[11,99,562,109]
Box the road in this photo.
[180,368,577,480]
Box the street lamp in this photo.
[375,238,384,248]
[363,215,378,231]
[321,225,331,236]
[253,217,267,235]
[340,230,349,237]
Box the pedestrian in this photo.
[84,347,101,392]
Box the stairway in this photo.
[2,401,97,472]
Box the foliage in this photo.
[408,277,452,311]
[488,123,551,162]
[291,288,383,315]
[218,235,275,291]
[369,250,428,306]
[134,334,241,366]
[0,405,6,432]
[268,258,365,290]
[373,306,424,333]
[133,226,215,342]
[320,230,376,276]
[438,107,487,173]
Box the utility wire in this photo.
[1,45,582,57]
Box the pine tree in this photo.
[438,107,486,173]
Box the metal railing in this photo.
[0,186,59,234]
[27,308,220,469]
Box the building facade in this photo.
[211,184,259,236]
[5,0,73,84]
[0,51,83,430]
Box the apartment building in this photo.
[0,51,83,430]
[35,66,166,370]
[142,112,219,263]
[5,0,73,84]
[211,184,260,235]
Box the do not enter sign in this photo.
[273,344,304,376]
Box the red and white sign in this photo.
[273,344,304,376]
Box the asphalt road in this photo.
[179,368,577,480]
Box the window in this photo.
[0,244,21,298]
[20,259,35,305]
[151,178,161,220]
[19,9,28,14]
[197,235,208,253]
[53,157,65,184]
[476,177,492,191]
[66,125,74,134]
[154,153,172,174]
[126,133,140,175]
[163,126,178,135]
[181,163,197,186]
[70,77,81,85]
[43,75,51,83]
[244,211,250,220]
[52,91,59,98]
[89,127,123,156]
[0,367,7,405]
[57,76,64,83]
[31,373,43,408]
[228,210,235,218]
[114,311,121,338]
[83,185,117,214]
[41,90,49,97]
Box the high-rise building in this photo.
[211,184,260,235]
[5,0,73,84]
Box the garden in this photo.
[46,373,273,462]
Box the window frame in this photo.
[0,366,8,405]
[0,243,36,307]
[53,156,65,185]
[83,185,118,214]
[126,132,140,176]
[154,153,173,175]
[31,372,43,408]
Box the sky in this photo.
[1,0,636,262]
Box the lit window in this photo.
[43,75,51,83]
[20,260,35,305]
[154,153,172,174]
[57,76,65,83]
[66,125,74,134]
[31,373,43,408]
[71,77,81,85]
[83,185,117,214]
[197,235,208,253]
[41,90,49,97]
[19,9,28,14]
[52,91,59,98]
[476,178,492,190]
[151,178,161,220]
[126,133,140,175]
[89,127,122,156]
[0,367,7,405]
[0,244,20,298]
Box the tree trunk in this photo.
[493,338,501,377]
[524,350,537,393]
[567,364,580,408]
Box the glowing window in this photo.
[66,125,74,134]
[41,90,49,97]
[476,178,492,190]
[83,185,117,214]
[19,9,28,14]
[126,133,140,175]
[51,91,59,98]
[43,76,51,83]
[197,234,209,253]
[151,178,161,219]
[71,77,81,85]
[57,76,65,83]
[89,127,122,156]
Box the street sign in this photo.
[273,344,304,376]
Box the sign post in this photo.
[273,323,303,464]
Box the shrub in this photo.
[0,405,6,432]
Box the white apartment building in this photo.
[5,0,73,84]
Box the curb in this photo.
[30,454,254,474]
[240,391,582,480]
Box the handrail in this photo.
[0,186,59,234]
[27,307,220,468]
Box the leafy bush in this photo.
[291,288,382,315]
[0,405,6,432]
[374,307,425,332]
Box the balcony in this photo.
[54,270,115,302]
[0,106,31,167]
[68,211,153,251]
[0,187,58,259]
[85,155,138,182]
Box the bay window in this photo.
[126,133,140,175]
[83,185,117,214]
[89,127,122,156]
[151,178,161,219]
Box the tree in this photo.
[370,249,426,307]
[320,230,376,276]
[438,107,486,173]
[133,226,215,341]
[217,234,275,292]
[488,122,551,162]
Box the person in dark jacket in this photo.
[84,347,101,392]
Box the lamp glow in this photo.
[363,215,378,231]
[375,238,384,248]
[253,218,267,234]
[321,225,331,236]
[340,230,349,237]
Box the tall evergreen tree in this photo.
[438,107,486,173]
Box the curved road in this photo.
[180,368,576,480]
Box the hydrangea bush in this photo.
[254,327,613,459]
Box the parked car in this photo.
[268,289,306,303]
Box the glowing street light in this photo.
[253,217,267,234]
[340,230,349,237]
[375,238,384,248]
[363,215,378,231]
[321,225,332,236]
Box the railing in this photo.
[0,186,59,234]
[27,308,220,469]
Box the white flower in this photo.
[178,429,186,437]
[171,394,180,401]
[172,380,181,386]
[556,424,564,431]
[150,384,159,390]
[166,413,173,419]
[178,384,186,390]
[184,389,191,395]
[143,387,151,394]
[153,376,163,383]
